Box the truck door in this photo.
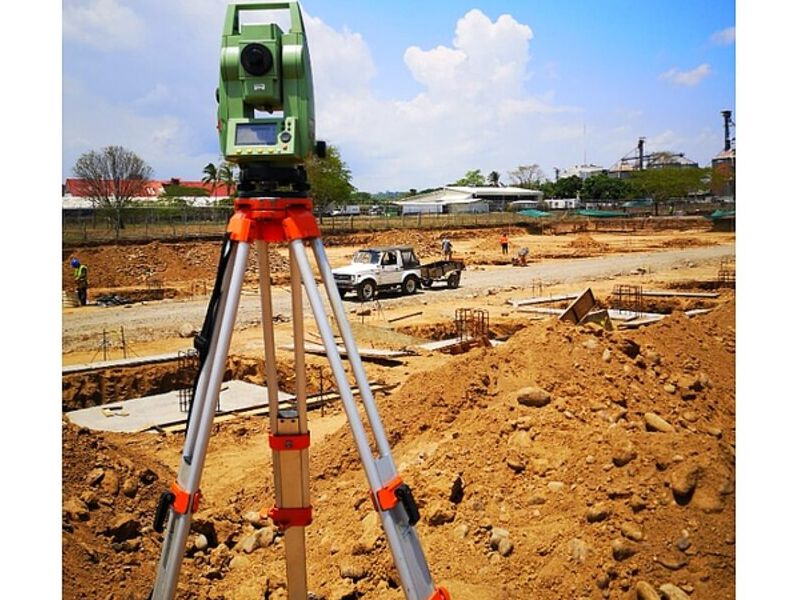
[379,250,402,286]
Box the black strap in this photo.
[184,233,234,436]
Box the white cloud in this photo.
[304,15,376,95]
[711,27,735,45]
[305,8,578,190]
[63,77,218,180]
[63,0,146,50]
[659,64,712,87]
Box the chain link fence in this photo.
[62,207,539,244]
[62,203,723,245]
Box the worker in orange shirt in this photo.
[499,232,509,255]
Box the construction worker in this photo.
[499,232,509,255]
[517,246,529,266]
[441,237,453,261]
[71,257,89,306]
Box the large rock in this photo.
[644,412,675,433]
[568,538,590,563]
[104,516,141,542]
[489,527,511,554]
[586,504,611,523]
[235,527,275,554]
[659,583,691,599]
[612,443,637,467]
[339,563,368,581]
[670,464,702,505]
[621,522,644,542]
[611,538,637,561]
[634,581,660,600]
[121,477,138,498]
[516,386,551,408]
[63,497,89,522]
[426,502,456,526]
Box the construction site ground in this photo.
[62,224,736,599]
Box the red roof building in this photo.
[63,178,235,201]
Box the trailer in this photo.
[419,259,465,289]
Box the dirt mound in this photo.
[61,300,735,597]
[63,241,291,297]
[659,237,713,248]
[567,234,611,256]
[311,300,735,598]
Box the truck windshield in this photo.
[353,250,380,264]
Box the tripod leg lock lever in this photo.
[153,483,202,532]
[372,476,421,526]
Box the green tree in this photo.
[552,175,583,199]
[350,191,372,205]
[582,173,631,201]
[218,162,237,196]
[305,145,355,210]
[201,162,220,197]
[72,145,154,238]
[507,164,544,188]
[488,170,501,187]
[629,167,710,215]
[452,169,485,187]
[160,182,210,204]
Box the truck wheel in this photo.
[447,272,461,289]
[357,280,377,302]
[421,278,433,288]
[402,276,419,295]
[337,287,347,299]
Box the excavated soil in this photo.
[62,225,736,599]
[62,295,735,599]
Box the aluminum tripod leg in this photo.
[151,241,250,599]
[289,238,441,600]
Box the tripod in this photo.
[151,196,449,600]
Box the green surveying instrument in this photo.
[217,0,325,195]
[150,3,450,600]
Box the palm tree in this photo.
[201,162,220,197]
[488,171,501,187]
[219,162,237,197]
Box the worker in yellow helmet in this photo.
[71,257,89,306]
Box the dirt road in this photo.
[62,243,733,353]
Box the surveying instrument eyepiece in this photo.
[217,1,325,196]
[150,2,449,599]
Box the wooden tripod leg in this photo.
[257,241,310,599]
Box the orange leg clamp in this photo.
[269,432,311,451]
[428,586,451,600]
[373,475,404,511]
[170,482,201,515]
[265,505,313,531]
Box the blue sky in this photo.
[62,0,735,192]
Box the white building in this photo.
[560,164,606,180]
[395,186,543,215]
[543,197,580,210]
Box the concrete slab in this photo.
[63,352,184,375]
[66,380,293,433]
[280,343,414,361]
[508,293,579,307]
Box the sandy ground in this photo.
[62,224,735,599]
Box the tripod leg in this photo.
[289,239,440,600]
[152,241,251,600]
[256,241,310,600]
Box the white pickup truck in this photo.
[332,245,464,301]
